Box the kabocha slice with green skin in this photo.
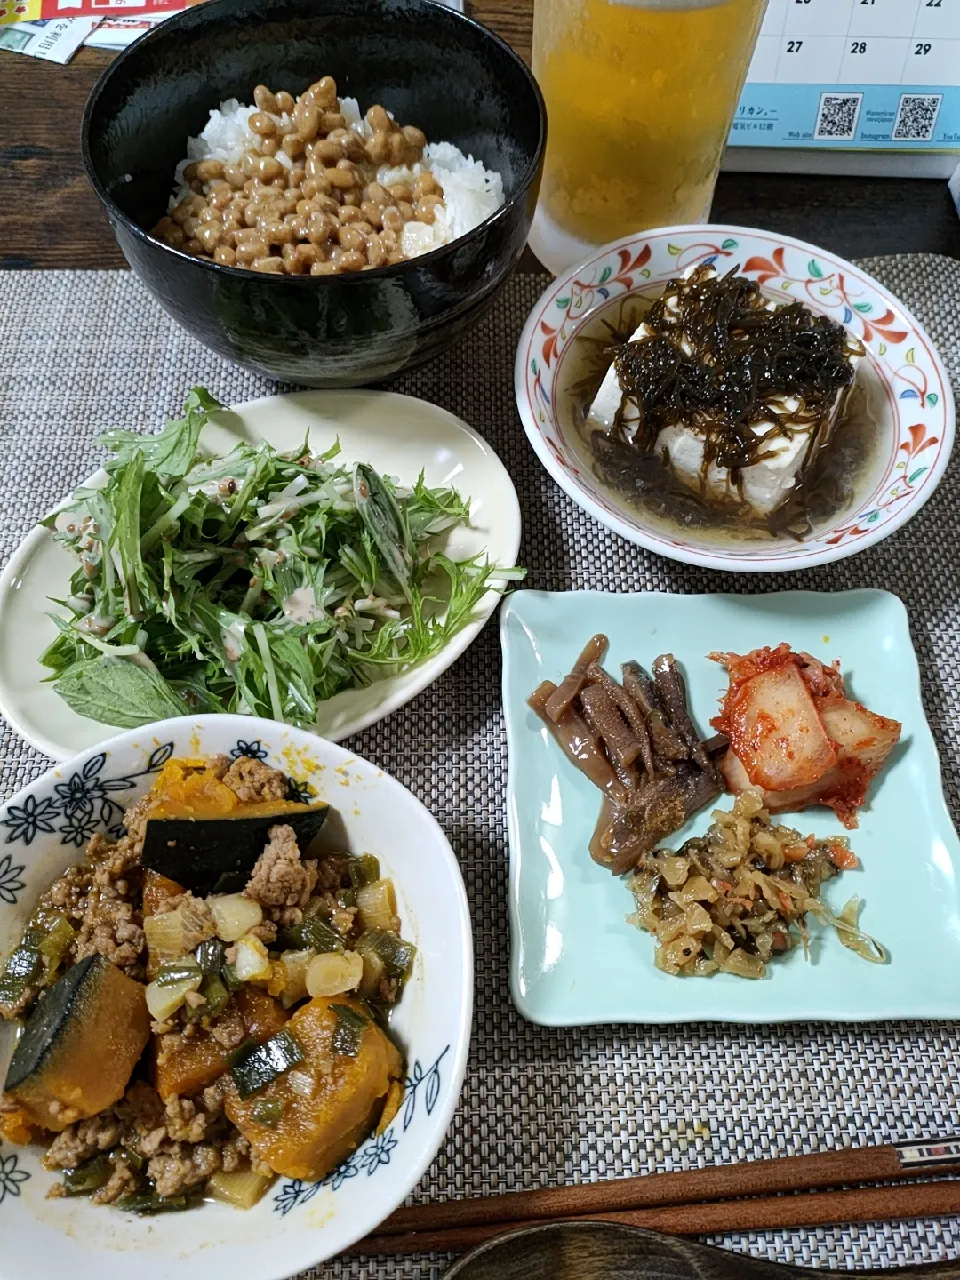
[225,995,403,1181]
[4,955,150,1131]
[140,802,329,895]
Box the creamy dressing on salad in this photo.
[282,587,324,625]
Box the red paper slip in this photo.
[0,0,196,26]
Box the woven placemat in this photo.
[0,255,959,1276]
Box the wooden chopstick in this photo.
[352,1180,960,1256]
[375,1138,960,1236]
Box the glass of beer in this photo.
[530,0,767,274]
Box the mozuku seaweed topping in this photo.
[610,266,861,474]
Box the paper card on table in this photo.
[0,0,195,26]
[83,11,168,45]
[0,14,98,58]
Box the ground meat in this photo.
[39,826,147,981]
[45,1099,81,1127]
[201,1081,226,1117]
[92,1161,138,1205]
[250,919,278,944]
[163,1096,209,1144]
[113,1080,165,1135]
[209,1002,246,1050]
[74,897,145,975]
[331,903,357,937]
[43,1078,256,1202]
[139,1124,169,1157]
[148,1142,221,1197]
[244,824,317,910]
[44,1113,122,1170]
[119,793,152,853]
[219,1135,249,1173]
[314,853,350,893]
[250,1149,275,1177]
[378,975,401,1005]
[43,863,93,916]
[221,756,289,804]
[209,755,231,780]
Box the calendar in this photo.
[730,0,960,156]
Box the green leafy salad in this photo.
[41,388,520,729]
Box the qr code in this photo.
[814,93,863,141]
[893,94,943,141]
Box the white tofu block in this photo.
[656,417,812,516]
[585,306,860,518]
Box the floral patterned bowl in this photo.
[0,715,472,1280]
[515,225,954,572]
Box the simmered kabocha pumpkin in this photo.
[4,955,150,1131]
[0,753,416,1211]
[153,987,289,1100]
[141,869,185,918]
[225,996,403,1181]
[140,758,329,894]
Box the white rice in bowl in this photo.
[164,92,504,270]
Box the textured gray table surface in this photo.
[0,258,959,1276]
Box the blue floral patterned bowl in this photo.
[0,715,472,1280]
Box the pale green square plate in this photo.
[501,589,960,1026]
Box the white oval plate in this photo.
[0,714,473,1280]
[0,390,521,760]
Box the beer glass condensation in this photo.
[530,0,767,274]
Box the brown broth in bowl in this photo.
[558,294,890,548]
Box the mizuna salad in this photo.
[40,389,520,730]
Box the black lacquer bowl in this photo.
[82,0,545,387]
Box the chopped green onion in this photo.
[355,928,416,980]
[37,915,75,980]
[118,1144,145,1172]
[347,855,380,889]
[195,938,225,975]
[62,1154,112,1196]
[198,973,230,1021]
[155,959,204,987]
[277,916,343,954]
[250,1098,286,1128]
[330,1003,369,1057]
[0,944,42,1008]
[206,1169,274,1209]
[230,1029,305,1099]
[116,1193,193,1215]
[190,938,230,1020]
[355,878,398,932]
